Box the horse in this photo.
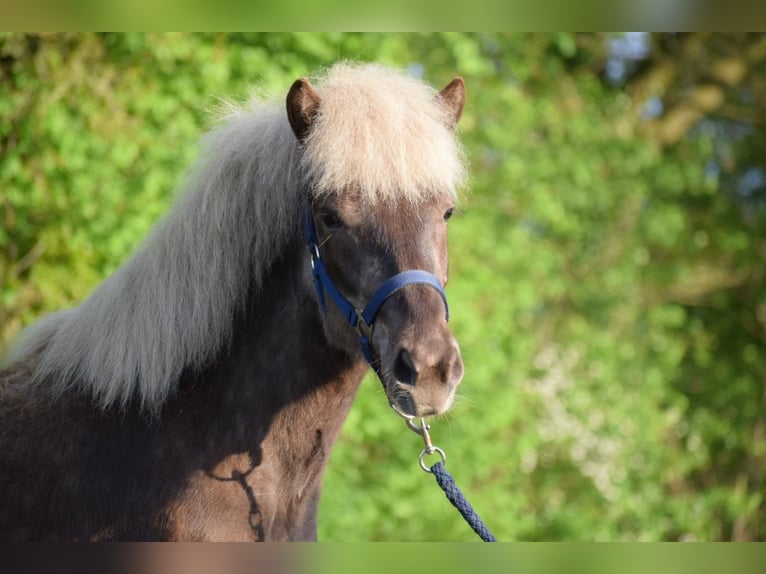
[0,62,467,541]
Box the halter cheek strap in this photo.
[304,210,450,376]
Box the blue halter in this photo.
[304,209,450,377]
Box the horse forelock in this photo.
[302,62,467,204]
[8,62,466,412]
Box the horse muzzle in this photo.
[381,324,464,418]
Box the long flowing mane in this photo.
[7,62,466,412]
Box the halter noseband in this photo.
[304,209,449,377]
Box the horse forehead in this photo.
[336,194,445,227]
[367,199,447,244]
[321,185,442,215]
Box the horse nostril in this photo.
[393,348,418,386]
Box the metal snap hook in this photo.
[388,409,448,473]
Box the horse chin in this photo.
[386,382,454,419]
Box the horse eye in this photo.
[444,207,455,221]
[320,210,342,229]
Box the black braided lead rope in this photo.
[430,461,498,542]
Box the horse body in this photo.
[0,63,466,541]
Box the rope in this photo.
[430,461,497,542]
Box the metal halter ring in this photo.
[354,309,374,339]
[419,446,447,473]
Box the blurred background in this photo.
[1,32,765,541]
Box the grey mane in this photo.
[10,103,303,410]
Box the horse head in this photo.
[286,70,466,418]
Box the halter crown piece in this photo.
[303,209,449,378]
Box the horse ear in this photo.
[438,77,466,128]
[286,78,321,141]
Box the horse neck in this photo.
[180,237,369,452]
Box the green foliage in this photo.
[1,33,765,541]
